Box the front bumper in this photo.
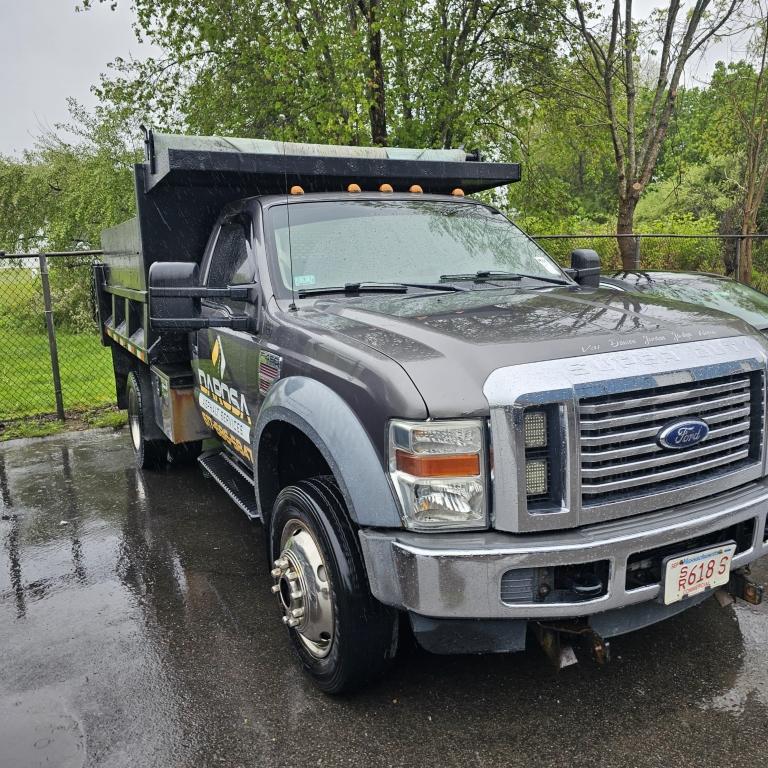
[359,480,768,621]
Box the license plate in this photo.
[662,542,737,605]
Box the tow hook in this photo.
[727,567,764,605]
[532,621,610,668]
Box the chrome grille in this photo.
[580,371,763,505]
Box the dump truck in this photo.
[95,129,768,693]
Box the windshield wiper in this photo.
[439,270,570,286]
[440,270,522,283]
[298,282,407,298]
[297,281,465,298]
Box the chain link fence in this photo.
[0,251,116,424]
[530,233,768,290]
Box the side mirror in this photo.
[149,261,257,332]
[569,249,601,289]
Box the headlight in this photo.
[389,419,487,531]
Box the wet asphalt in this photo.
[2,429,768,768]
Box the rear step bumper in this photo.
[198,451,259,519]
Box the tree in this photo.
[557,0,742,268]
[88,0,555,150]
[733,6,768,282]
[0,101,139,253]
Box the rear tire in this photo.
[126,371,168,469]
[269,476,399,694]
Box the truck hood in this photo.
[299,286,755,417]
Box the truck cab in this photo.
[96,131,768,693]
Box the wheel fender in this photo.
[254,377,402,528]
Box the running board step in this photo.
[198,451,259,520]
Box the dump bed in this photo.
[96,129,520,362]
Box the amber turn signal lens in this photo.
[395,449,480,477]
[290,185,304,195]
[379,183,394,192]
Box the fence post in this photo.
[38,254,65,421]
[633,236,641,270]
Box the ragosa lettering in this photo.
[197,369,250,418]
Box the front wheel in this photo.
[269,476,399,694]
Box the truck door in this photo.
[194,213,260,465]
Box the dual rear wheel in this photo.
[126,371,200,469]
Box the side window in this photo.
[206,218,255,288]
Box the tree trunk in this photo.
[738,210,758,284]
[363,0,387,146]
[617,195,639,270]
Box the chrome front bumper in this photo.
[359,481,768,620]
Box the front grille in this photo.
[579,371,763,506]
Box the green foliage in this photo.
[93,0,556,149]
[2,1,767,303]
[0,103,140,330]
[0,103,139,253]
[84,408,128,430]
[0,419,69,442]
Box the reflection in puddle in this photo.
[703,603,768,714]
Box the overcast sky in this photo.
[0,1,754,157]
[0,1,156,155]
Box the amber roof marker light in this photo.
[290,185,305,195]
[409,184,423,193]
[451,188,465,197]
[379,183,394,193]
[347,183,362,193]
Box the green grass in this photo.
[0,264,116,420]
[84,409,127,429]
[0,418,70,441]
[0,329,116,420]
[0,407,127,442]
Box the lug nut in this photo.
[271,584,281,594]
[289,590,303,601]
[270,567,283,578]
[285,570,298,581]
[287,617,300,628]
[273,557,289,570]
[291,608,305,618]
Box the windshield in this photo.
[646,276,768,329]
[266,199,567,294]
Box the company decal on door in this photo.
[197,336,253,461]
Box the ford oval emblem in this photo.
[657,419,709,450]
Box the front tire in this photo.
[126,371,168,469]
[269,476,398,694]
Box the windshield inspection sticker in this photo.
[536,255,562,275]
[293,274,316,287]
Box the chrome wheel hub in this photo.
[272,519,334,658]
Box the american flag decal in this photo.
[258,350,282,395]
